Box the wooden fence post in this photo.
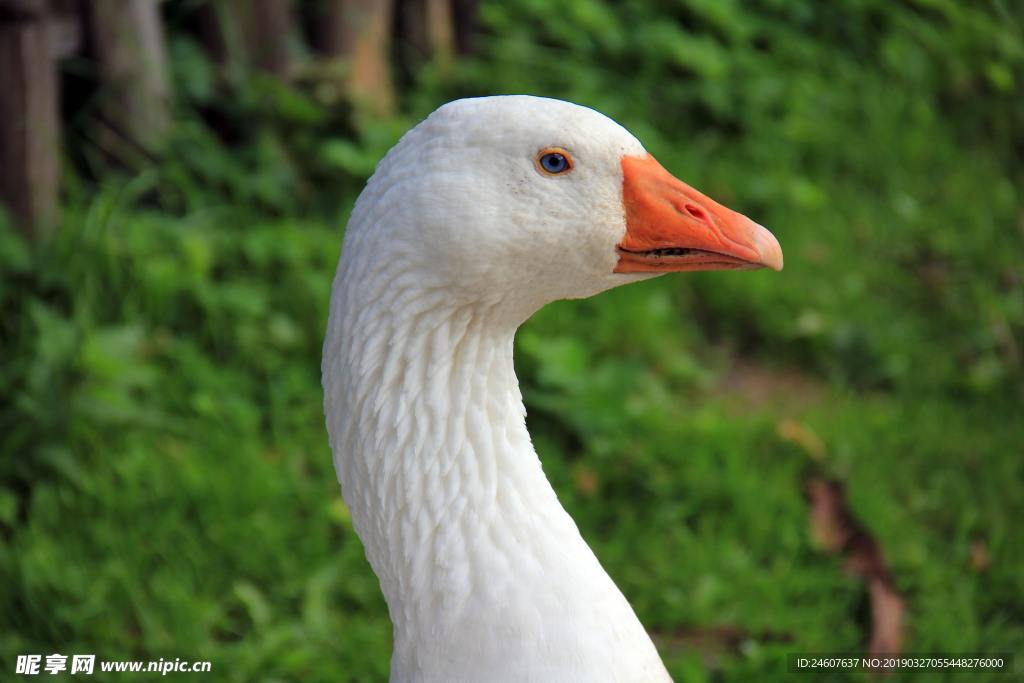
[315,0,395,119]
[397,0,455,75]
[243,0,294,76]
[90,0,171,157]
[199,0,296,79]
[0,1,60,241]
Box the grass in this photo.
[2,1,1023,680]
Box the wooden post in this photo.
[315,0,395,119]
[424,0,454,69]
[199,0,296,79]
[90,0,170,156]
[397,0,454,73]
[244,0,294,76]
[451,0,478,55]
[0,1,60,240]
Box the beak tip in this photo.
[753,223,783,272]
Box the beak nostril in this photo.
[684,204,709,224]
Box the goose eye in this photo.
[536,148,573,175]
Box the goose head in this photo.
[348,95,781,323]
[327,96,784,680]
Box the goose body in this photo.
[322,96,782,682]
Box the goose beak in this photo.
[615,154,783,273]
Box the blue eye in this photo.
[541,153,568,173]
[537,149,573,175]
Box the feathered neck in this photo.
[322,218,669,683]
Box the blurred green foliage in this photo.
[2,1,1022,681]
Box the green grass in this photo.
[3,0,1023,681]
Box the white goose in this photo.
[322,95,782,682]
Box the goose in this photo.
[322,95,783,682]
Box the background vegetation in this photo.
[2,1,1023,681]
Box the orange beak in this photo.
[615,154,783,273]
